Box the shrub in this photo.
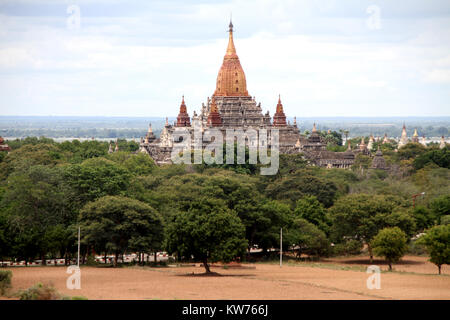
[441,215,450,225]
[371,227,408,271]
[18,283,63,300]
[0,270,12,295]
[86,255,98,266]
[71,296,88,300]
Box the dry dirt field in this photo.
[2,256,449,300]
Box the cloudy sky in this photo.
[0,0,449,117]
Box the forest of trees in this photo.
[0,135,449,273]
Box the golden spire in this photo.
[226,19,237,57]
[312,123,317,133]
[214,20,249,97]
[360,137,365,146]
[276,94,284,113]
[413,128,418,137]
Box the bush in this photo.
[371,227,408,271]
[18,283,63,300]
[332,240,363,256]
[86,255,98,266]
[0,270,12,295]
[441,215,450,225]
[71,296,88,300]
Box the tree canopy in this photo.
[165,198,247,273]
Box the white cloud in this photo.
[0,0,449,117]
[424,69,450,83]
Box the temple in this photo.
[0,136,10,152]
[139,21,380,169]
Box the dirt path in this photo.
[3,257,449,300]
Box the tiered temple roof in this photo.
[371,146,388,170]
[207,97,222,127]
[176,96,191,127]
[272,95,287,127]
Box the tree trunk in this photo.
[438,265,441,275]
[203,258,211,273]
[114,252,118,268]
[104,252,107,265]
[154,251,157,264]
[388,262,392,271]
[367,243,373,263]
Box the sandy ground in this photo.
[324,255,448,275]
[2,256,449,300]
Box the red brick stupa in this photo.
[207,97,222,127]
[176,95,191,127]
[272,95,287,127]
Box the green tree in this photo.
[266,170,338,208]
[165,198,247,273]
[64,157,131,207]
[79,196,164,267]
[285,218,330,259]
[429,195,450,224]
[294,196,330,234]
[397,143,427,160]
[277,153,308,177]
[411,206,434,232]
[328,194,414,262]
[0,143,62,180]
[417,225,450,274]
[371,227,407,271]
[352,154,371,171]
[253,200,291,252]
[108,152,156,176]
[2,165,75,265]
[414,147,449,170]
